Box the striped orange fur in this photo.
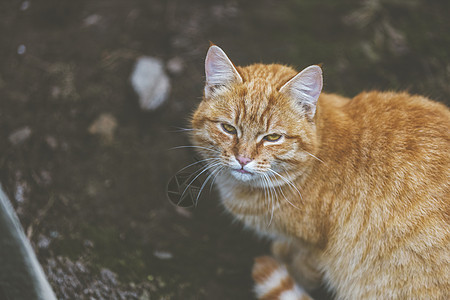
[191,45,450,299]
[252,256,311,300]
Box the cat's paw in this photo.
[252,256,313,300]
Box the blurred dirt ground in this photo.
[0,0,448,299]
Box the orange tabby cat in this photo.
[191,45,450,299]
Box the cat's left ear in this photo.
[204,45,243,98]
[280,65,323,120]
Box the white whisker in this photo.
[260,174,270,216]
[272,175,300,210]
[268,169,303,204]
[179,161,222,201]
[262,173,276,226]
[176,157,220,174]
[209,166,225,193]
[304,151,324,164]
[169,127,196,132]
[195,163,224,205]
[169,145,221,154]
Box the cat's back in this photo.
[316,91,449,298]
[319,91,449,183]
[325,91,450,218]
[345,91,450,134]
[344,91,449,180]
[320,91,450,170]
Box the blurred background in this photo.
[0,0,448,299]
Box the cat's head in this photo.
[191,45,322,186]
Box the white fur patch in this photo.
[254,266,289,297]
[279,285,308,300]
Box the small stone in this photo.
[175,206,193,218]
[20,1,30,11]
[139,290,150,300]
[17,44,26,55]
[38,235,51,249]
[51,86,61,98]
[88,113,117,142]
[9,126,32,145]
[49,231,59,238]
[130,56,170,110]
[33,170,52,186]
[83,14,102,27]
[83,240,94,248]
[14,181,29,203]
[156,277,166,288]
[167,56,184,75]
[75,261,87,273]
[47,258,57,268]
[100,268,118,286]
[153,250,173,260]
[45,135,58,149]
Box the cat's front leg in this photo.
[271,239,323,292]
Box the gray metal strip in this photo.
[0,184,56,300]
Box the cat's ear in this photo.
[280,65,323,119]
[204,45,243,98]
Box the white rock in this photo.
[130,56,170,110]
[9,126,32,145]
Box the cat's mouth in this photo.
[233,168,253,174]
[230,168,255,181]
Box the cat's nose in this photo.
[236,155,252,167]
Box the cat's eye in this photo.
[263,133,282,142]
[221,123,237,134]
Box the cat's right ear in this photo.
[280,65,323,120]
[204,45,243,98]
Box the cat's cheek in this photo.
[220,153,236,167]
[271,143,301,161]
[192,133,216,149]
[196,126,230,149]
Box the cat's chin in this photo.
[230,169,255,182]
